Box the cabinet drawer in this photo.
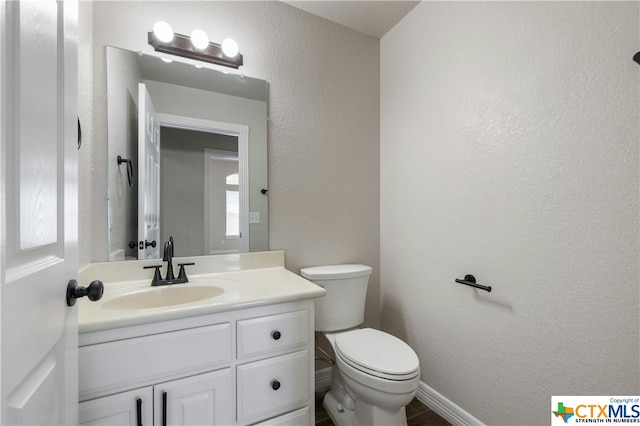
[237,310,308,359]
[237,350,309,424]
[79,323,231,398]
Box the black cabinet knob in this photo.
[271,330,281,340]
[66,280,104,307]
[145,240,157,248]
[271,380,281,391]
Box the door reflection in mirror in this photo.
[160,128,240,257]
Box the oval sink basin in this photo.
[101,285,225,310]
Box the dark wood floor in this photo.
[315,392,452,426]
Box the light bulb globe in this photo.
[153,21,174,43]
[221,38,239,57]
[190,29,209,52]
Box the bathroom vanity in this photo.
[77,251,325,425]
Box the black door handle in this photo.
[66,280,104,306]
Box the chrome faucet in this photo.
[143,236,194,286]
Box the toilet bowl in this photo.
[328,328,420,425]
[300,265,421,426]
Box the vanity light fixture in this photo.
[149,22,243,69]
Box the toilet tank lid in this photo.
[300,264,372,280]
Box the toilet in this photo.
[301,264,420,426]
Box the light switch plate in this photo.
[249,212,260,224]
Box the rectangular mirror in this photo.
[106,46,268,261]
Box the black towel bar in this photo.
[117,155,134,187]
[455,275,491,292]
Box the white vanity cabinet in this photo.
[78,300,315,426]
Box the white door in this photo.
[1,0,79,424]
[137,83,161,259]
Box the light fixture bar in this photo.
[148,31,243,69]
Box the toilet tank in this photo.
[300,264,373,332]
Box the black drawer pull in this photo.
[271,330,281,340]
[162,391,167,426]
[271,380,281,391]
[136,397,142,426]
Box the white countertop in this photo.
[78,251,326,334]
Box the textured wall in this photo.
[79,2,380,326]
[381,2,639,424]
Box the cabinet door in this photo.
[154,369,233,426]
[79,387,153,426]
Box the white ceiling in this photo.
[282,1,420,39]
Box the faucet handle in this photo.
[177,262,195,281]
[143,265,163,285]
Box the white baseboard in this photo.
[315,368,485,426]
[415,381,485,426]
[315,367,332,393]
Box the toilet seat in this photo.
[335,328,420,381]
